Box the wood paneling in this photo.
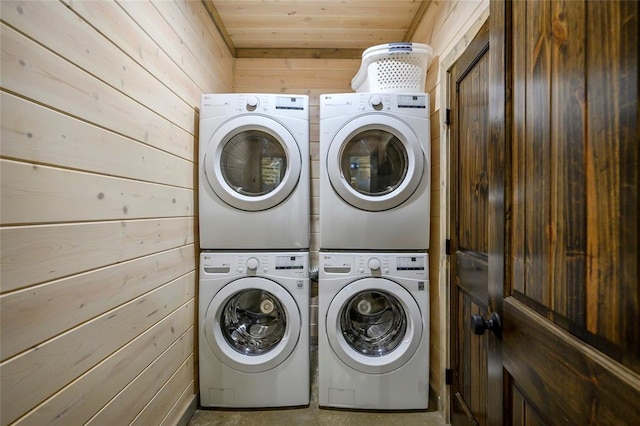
[1,246,195,360]
[1,92,194,189]
[209,0,428,52]
[1,274,194,425]
[455,46,489,255]
[584,0,638,352]
[1,160,194,224]
[492,0,639,423]
[510,0,639,371]
[11,302,194,426]
[0,1,233,425]
[1,23,194,161]
[1,217,195,293]
[503,298,640,423]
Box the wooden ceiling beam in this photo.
[201,0,236,57]
[404,0,432,42]
[236,48,364,60]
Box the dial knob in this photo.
[369,95,383,110]
[246,96,259,111]
[368,258,381,271]
[246,257,259,270]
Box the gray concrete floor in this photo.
[188,346,446,426]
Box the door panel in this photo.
[503,298,640,423]
[489,0,639,423]
[461,290,488,425]
[509,0,639,373]
[450,19,490,426]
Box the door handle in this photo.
[471,312,502,337]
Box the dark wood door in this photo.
[487,0,640,423]
[450,20,491,426]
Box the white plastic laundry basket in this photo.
[351,42,433,93]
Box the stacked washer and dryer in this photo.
[318,42,433,410]
[198,94,311,408]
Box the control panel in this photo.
[201,253,308,278]
[200,94,308,120]
[321,253,428,278]
[320,93,429,118]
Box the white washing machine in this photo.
[199,251,309,407]
[319,92,430,251]
[199,93,310,250]
[318,252,429,410]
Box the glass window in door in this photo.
[340,290,407,356]
[221,131,287,196]
[340,130,408,196]
[221,289,287,355]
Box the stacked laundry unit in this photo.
[198,94,310,408]
[318,43,434,410]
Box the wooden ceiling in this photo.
[202,0,432,58]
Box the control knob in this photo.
[246,257,259,270]
[368,258,381,271]
[246,96,259,111]
[369,95,383,110]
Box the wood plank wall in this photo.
[411,0,490,416]
[0,1,233,425]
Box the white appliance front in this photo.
[199,251,309,408]
[319,92,430,251]
[318,252,429,410]
[199,93,310,250]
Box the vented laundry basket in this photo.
[351,42,433,93]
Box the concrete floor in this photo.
[188,346,446,426]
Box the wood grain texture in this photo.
[12,303,194,426]
[1,160,194,225]
[2,0,195,134]
[209,0,425,49]
[0,246,195,361]
[1,23,195,161]
[1,274,195,424]
[584,0,639,357]
[503,298,640,424]
[510,0,639,369]
[0,0,232,423]
[501,0,639,421]
[0,92,195,189]
[1,218,196,293]
[455,48,489,255]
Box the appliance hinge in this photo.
[445,368,453,385]
[445,239,451,255]
[445,108,451,126]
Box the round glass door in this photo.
[340,130,408,198]
[327,115,425,211]
[326,278,422,374]
[221,288,287,356]
[205,277,301,373]
[340,290,407,357]
[220,130,287,198]
[204,116,302,211]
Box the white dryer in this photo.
[199,93,309,250]
[199,251,309,408]
[319,92,430,251]
[318,252,429,410]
